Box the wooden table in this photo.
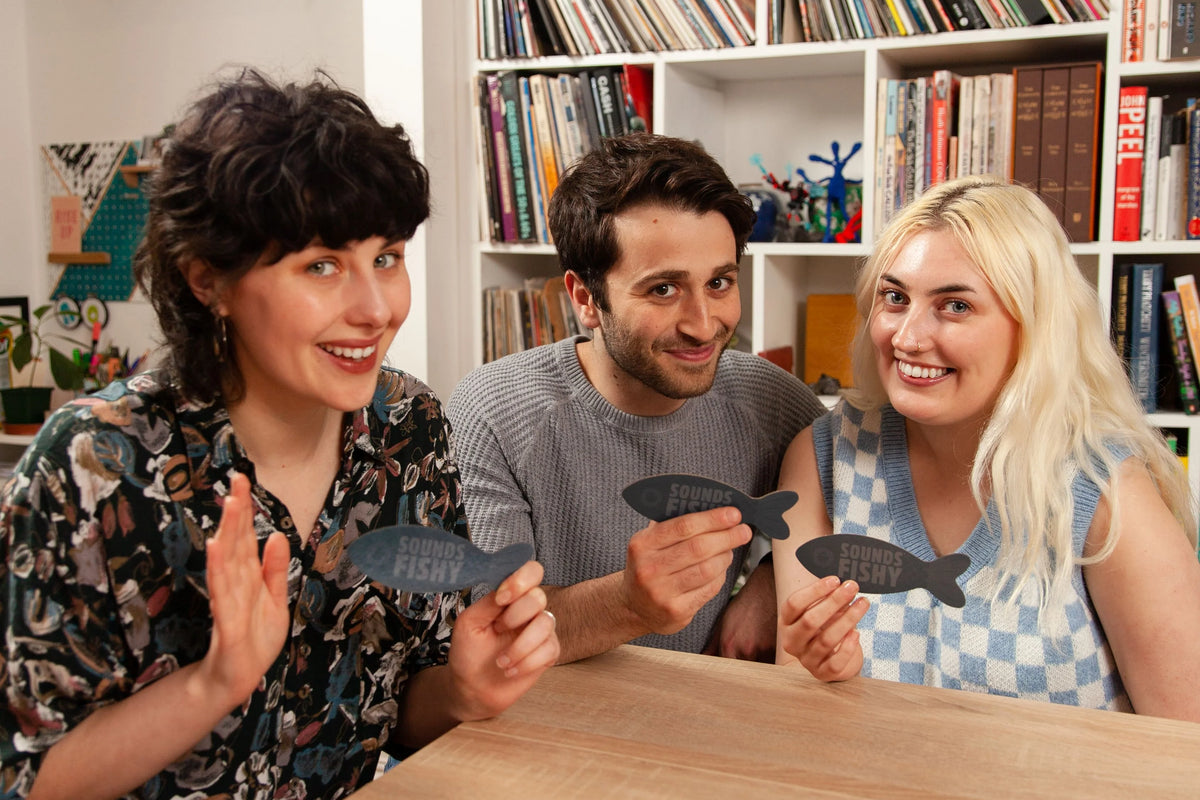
[358,644,1200,798]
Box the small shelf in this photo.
[0,432,36,446]
[118,163,156,188]
[47,251,111,265]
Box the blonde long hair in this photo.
[844,176,1194,612]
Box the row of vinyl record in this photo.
[1113,267,1200,415]
[766,0,1106,43]
[476,0,756,59]
[875,63,1103,242]
[1120,0,1200,63]
[484,278,587,363]
[474,65,653,244]
[1112,86,1200,242]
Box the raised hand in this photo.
[622,506,752,635]
[200,472,292,707]
[444,560,558,721]
[779,576,868,682]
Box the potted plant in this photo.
[0,304,87,434]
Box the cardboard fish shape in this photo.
[347,524,533,593]
[795,534,970,608]
[622,474,798,540]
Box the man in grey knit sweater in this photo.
[447,134,826,663]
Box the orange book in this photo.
[1173,274,1200,367]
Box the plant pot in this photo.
[1,387,52,434]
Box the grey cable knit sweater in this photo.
[446,336,827,653]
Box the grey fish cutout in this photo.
[622,474,798,540]
[346,524,532,593]
[796,534,970,608]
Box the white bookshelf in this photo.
[464,2,1200,500]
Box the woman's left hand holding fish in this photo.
[778,577,868,681]
[393,561,559,749]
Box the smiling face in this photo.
[868,229,1020,434]
[213,236,410,418]
[573,203,741,416]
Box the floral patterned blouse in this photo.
[0,367,469,799]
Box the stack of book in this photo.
[771,0,1107,43]
[476,0,756,58]
[484,277,588,362]
[475,65,653,244]
[1112,265,1200,415]
[874,61,1101,240]
[1112,86,1200,242]
[1121,0,1200,62]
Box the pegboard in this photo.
[41,142,148,302]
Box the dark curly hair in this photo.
[546,133,755,311]
[134,68,430,402]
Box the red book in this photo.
[929,70,960,186]
[1114,85,1149,241]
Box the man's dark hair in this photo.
[546,133,755,311]
[133,68,430,402]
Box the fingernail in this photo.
[496,654,511,669]
[505,667,519,678]
[495,589,510,605]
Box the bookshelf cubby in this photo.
[465,1,1200,501]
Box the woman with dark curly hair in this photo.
[0,69,558,799]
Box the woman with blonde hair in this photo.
[773,175,1200,719]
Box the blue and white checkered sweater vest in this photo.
[812,401,1129,711]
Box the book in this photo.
[498,71,536,242]
[1187,101,1200,238]
[485,74,518,242]
[519,76,549,243]
[956,75,974,179]
[1112,261,1133,366]
[1011,66,1043,191]
[969,70,991,176]
[1175,274,1200,367]
[472,76,502,243]
[929,70,960,186]
[987,72,1013,179]
[1162,290,1200,413]
[1129,262,1165,412]
[1124,0,1148,61]
[1062,62,1102,242]
[1163,0,1200,59]
[1159,108,1189,240]
[1114,85,1149,241]
[528,74,562,208]
[1037,66,1071,224]
[593,68,624,137]
[1140,94,1164,240]
[622,63,654,132]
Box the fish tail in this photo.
[746,490,799,540]
[481,542,535,590]
[926,553,970,608]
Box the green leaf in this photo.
[10,331,32,373]
[49,348,84,391]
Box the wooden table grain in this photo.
[355,644,1200,798]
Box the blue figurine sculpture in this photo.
[795,141,862,243]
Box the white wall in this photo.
[0,1,40,301]
[8,0,467,397]
[15,0,368,381]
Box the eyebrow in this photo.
[632,263,740,290]
[880,272,976,295]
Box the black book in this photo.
[527,0,567,55]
